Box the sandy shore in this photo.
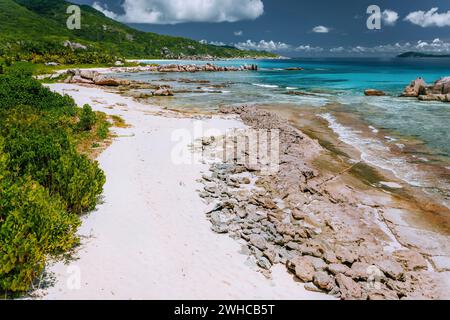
[37,83,332,300]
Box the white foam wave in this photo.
[252,83,279,88]
[319,113,425,188]
[368,125,379,133]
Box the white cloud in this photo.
[234,30,243,36]
[92,2,118,19]
[405,8,450,27]
[312,25,330,33]
[295,45,323,52]
[209,41,227,46]
[330,46,345,53]
[92,0,264,24]
[199,40,227,46]
[235,40,291,52]
[382,9,399,26]
[329,39,450,55]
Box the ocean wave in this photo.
[319,113,425,188]
[286,87,297,90]
[368,125,379,133]
[252,83,279,88]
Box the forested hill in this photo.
[0,0,276,64]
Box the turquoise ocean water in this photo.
[115,58,450,205]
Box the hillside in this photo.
[0,0,276,64]
[397,51,450,58]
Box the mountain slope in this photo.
[397,51,450,58]
[0,0,276,62]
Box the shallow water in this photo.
[114,58,450,207]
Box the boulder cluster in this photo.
[401,77,450,102]
[64,69,174,96]
[156,63,258,73]
[196,106,441,300]
[65,69,131,87]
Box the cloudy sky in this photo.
[72,0,450,56]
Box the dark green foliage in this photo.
[0,0,276,65]
[0,70,106,294]
[0,173,80,293]
[0,67,77,114]
[96,121,110,140]
[78,104,96,131]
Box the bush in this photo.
[78,104,96,131]
[0,68,77,115]
[0,72,107,294]
[52,153,105,214]
[0,177,80,293]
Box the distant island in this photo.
[397,51,450,58]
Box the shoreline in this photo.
[34,70,449,299]
[34,83,332,300]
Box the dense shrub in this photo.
[78,104,96,131]
[0,68,77,115]
[0,71,107,294]
[0,176,80,292]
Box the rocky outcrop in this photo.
[152,86,174,96]
[195,105,445,300]
[428,77,450,95]
[65,69,130,86]
[401,78,427,97]
[364,89,386,96]
[155,63,257,73]
[401,77,450,102]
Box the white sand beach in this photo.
[39,83,333,300]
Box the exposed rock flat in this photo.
[196,105,450,300]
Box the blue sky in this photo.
[72,0,450,56]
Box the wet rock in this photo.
[401,77,427,97]
[153,87,174,96]
[364,89,386,96]
[287,256,316,282]
[285,67,304,71]
[335,274,363,300]
[428,77,450,94]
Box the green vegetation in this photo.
[0,0,276,67]
[0,66,108,295]
[397,51,450,58]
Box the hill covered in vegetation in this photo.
[397,51,450,58]
[0,0,276,65]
